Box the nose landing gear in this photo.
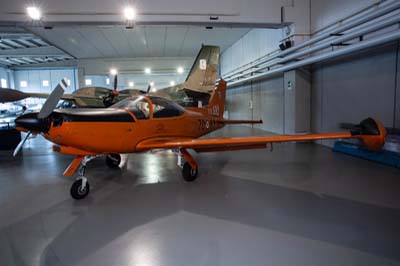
[68,154,121,200]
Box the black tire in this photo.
[70,179,90,200]
[182,162,198,182]
[106,154,121,168]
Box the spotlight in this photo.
[110,68,118,76]
[177,67,184,74]
[26,6,42,20]
[124,6,136,21]
[170,81,176,86]
[144,68,151,74]
[128,81,134,87]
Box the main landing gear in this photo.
[70,154,121,200]
[178,149,198,182]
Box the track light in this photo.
[26,6,42,20]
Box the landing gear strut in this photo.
[178,149,198,182]
[70,155,98,200]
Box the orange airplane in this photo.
[14,78,386,200]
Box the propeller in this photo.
[103,74,119,107]
[146,85,151,93]
[13,78,67,156]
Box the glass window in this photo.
[20,81,27,88]
[150,97,185,118]
[0,78,7,88]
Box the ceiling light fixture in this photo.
[177,67,184,74]
[124,6,136,21]
[170,81,176,86]
[149,81,155,87]
[144,68,151,74]
[110,68,118,76]
[26,6,42,20]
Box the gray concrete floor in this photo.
[0,126,400,266]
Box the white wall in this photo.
[227,76,285,134]
[220,28,284,76]
[13,69,78,93]
[310,0,380,33]
[311,42,400,146]
[223,0,398,144]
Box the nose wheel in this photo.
[70,178,90,200]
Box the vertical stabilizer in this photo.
[183,45,220,93]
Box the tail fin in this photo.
[207,80,226,118]
[183,45,220,93]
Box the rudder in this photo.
[207,80,226,118]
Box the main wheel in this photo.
[70,179,90,200]
[182,162,198,182]
[106,154,121,168]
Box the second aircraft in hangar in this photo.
[0,45,220,108]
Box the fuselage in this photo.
[16,96,224,155]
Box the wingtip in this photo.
[356,118,386,151]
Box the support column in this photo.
[284,69,311,134]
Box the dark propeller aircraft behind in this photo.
[0,45,220,108]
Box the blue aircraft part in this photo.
[333,141,400,168]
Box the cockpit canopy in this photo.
[112,96,185,120]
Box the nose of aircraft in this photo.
[15,112,51,132]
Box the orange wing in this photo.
[136,118,386,152]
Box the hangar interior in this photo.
[0,0,400,265]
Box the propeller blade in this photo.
[146,85,151,93]
[13,131,31,157]
[0,88,29,103]
[114,75,118,91]
[38,79,67,119]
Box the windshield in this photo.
[111,97,150,120]
[111,96,142,109]
[111,96,185,119]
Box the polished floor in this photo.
[0,126,400,266]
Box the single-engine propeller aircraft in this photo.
[0,45,219,108]
[13,78,386,200]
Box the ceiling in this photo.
[0,27,73,67]
[28,25,250,59]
